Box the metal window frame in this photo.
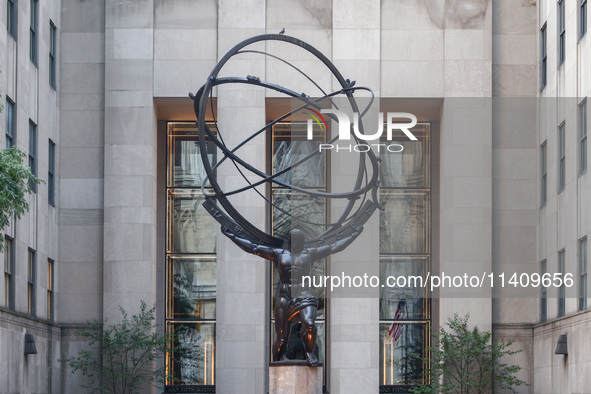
[558,0,566,67]
[580,238,588,311]
[5,98,16,149]
[29,120,37,192]
[7,0,17,40]
[379,123,432,390]
[27,248,36,316]
[581,0,588,39]
[541,23,547,91]
[558,249,566,317]
[558,122,566,193]
[49,20,57,89]
[165,121,217,390]
[48,139,55,206]
[580,99,588,175]
[541,140,548,206]
[541,259,548,322]
[3,236,15,310]
[47,258,54,321]
[29,0,38,66]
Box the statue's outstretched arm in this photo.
[330,227,362,254]
[311,226,364,260]
[221,227,278,260]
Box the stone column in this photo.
[329,1,381,393]
[438,0,494,330]
[215,1,266,392]
[103,0,157,321]
[59,1,107,391]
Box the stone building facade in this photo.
[0,0,588,393]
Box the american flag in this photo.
[388,299,406,342]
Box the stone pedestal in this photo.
[269,363,322,394]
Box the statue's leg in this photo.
[299,305,319,366]
[272,297,289,362]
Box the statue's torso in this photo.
[276,250,314,286]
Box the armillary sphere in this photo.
[190,34,381,249]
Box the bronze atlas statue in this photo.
[190,34,380,367]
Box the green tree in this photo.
[411,313,528,394]
[62,301,176,394]
[0,146,42,249]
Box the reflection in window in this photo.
[380,257,429,321]
[558,0,565,66]
[558,122,566,192]
[47,259,54,321]
[168,122,217,188]
[380,323,428,386]
[273,124,325,188]
[7,0,17,39]
[380,191,429,255]
[166,122,216,390]
[30,0,38,65]
[49,21,57,89]
[579,238,587,311]
[379,123,430,391]
[168,191,217,254]
[168,256,216,320]
[380,125,429,188]
[168,323,215,385]
[272,190,325,240]
[5,98,15,149]
[4,237,14,310]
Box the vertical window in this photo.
[29,0,38,65]
[558,122,566,193]
[48,139,55,206]
[580,100,588,174]
[166,123,217,389]
[541,23,547,91]
[49,21,57,89]
[581,0,588,39]
[27,249,36,316]
[270,122,328,389]
[29,121,37,192]
[7,0,17,39]
[3,237,14,310]
[380,124,431,390]
[558,249,566,317]
[541,259,547,322]
[541,141,547,206]
[558,0,566,66]
[47,259,54,320]
[5,98,15,149]
[580,238,588,311]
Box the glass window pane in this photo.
[168,122,217,188]
[4,241,10,273]
[380,124,430,188]
[273,123,326,188]
[272,190,326,240]
[168,190,217,254]
[380,191,429,254]
[168,322,216,386]
[380,257,429,320]
[379,323,428,386]
[168,256,216,320]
